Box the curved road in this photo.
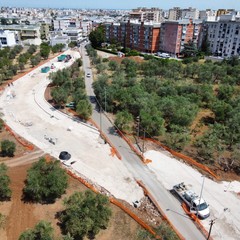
[80,43,205,240]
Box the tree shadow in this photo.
[201,116,215,125]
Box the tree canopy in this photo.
[23,158,68,203]
[60,190,112,239]
[0,163,12,201]
[1,140,16,157]
[18,220,54,240]
[89,25,105,48]
[89,46,240,172]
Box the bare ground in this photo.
[0,127,160,240]
[0,161,144,240]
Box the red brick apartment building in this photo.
[104,20,160,53]
[159,19,202,56]
[104,19,201,55]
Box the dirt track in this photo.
[3,150,44,167]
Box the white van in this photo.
[157,52,170,58]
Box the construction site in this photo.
[0,48,239,240]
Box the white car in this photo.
[86,73,91,77]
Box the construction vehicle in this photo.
[172,182,210,219]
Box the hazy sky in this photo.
[1,0,240,10]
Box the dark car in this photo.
[90,96,96,103]
[59,151,71,160]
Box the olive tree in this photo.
[1,140,16,157]
[60,191,112,239]
[23,158,68,203]
[0,163,12,201]
[19,220,54,240]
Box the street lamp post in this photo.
[197,175,205,219]
[104,87,107,112]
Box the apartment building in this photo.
[50,35,70,48]
[53,17,92,37]
[199,9,217,20]
[0,24,41,40]
[201,14,240,58]
[0,30,18,48]
[129,8,163,23]
[104,20,160,53]
[216,9,235,17]
[181,8,199,20]
[63,28,83,42]
[53,17,80,30]
[40,22,50,40]
[168,7,181,20]
[159,19,202,55]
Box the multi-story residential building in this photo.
[201,14,240,58]
[129,10,145,22]
[216,9,235,17]
[53,17,92,38]
[79,20,92,37]
[63,28,83,42]
[199,9,217,21]
[168,7,181,20]
[104,20,160,53]
[181,7,199,20]
[53,17,80,31]
[40,22,50,40]
[159,19,202,56]
[169,7,199,20]
[129,8,163,23]
[0,30,18,48]
[0,24,41,42]
[50,35,70,48]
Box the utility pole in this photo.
[197,175,205,219]
[104,87,107,112]
[100,106,102,135]
[136,116,140,144]
[142,130,145,156]
[207,219,215,240]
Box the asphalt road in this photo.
[80,43,206,240]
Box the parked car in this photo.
[59,151,71,160]
[90,96,96,103]
[65,102,76,109]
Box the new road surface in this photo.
[80,43,205,240]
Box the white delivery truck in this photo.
[172,182,210,219]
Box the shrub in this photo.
[1,140,16,157]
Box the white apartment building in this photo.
[53,17,92,37]
[203,14,240,58]
[50,35,70,48]
[0,30,18,47]
[199,9,217,20]
[63,28,83,42]
[129,8,164,23]
[53,17,81,30]
[181,8,199,20]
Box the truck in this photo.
[172,182,210,219]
